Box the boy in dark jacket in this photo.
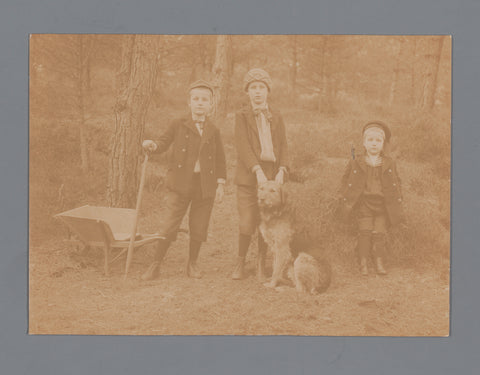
[231,68,289,281]
[338,121,405,275]
[141,80,226,280]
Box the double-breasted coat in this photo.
[338,155,405,226]
[234,106,289,186]
[154,116,226,198]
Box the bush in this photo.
[283,109,450,270]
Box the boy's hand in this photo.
[215,184,225,203]
[142,140,157,153]
[274,170,284,185]
[255,169,268,185]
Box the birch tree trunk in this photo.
[107,35,160,207]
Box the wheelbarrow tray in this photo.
[55,205,163,275]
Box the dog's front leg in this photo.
[265,246,291,288]
[264,252,279,288]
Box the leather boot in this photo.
[375,257,387,275]
[141,239,169,281]
[186,239,202,279]
[231,256,246,280]
[141,261,161,281]
[232,234,251,280]
[357,231,371,276]
[360,257,368,276]
[186,260,202,279]
[372,233,387,275]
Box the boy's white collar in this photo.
[192,114,206,122]
[365,154,383,167]
[251,102,268,111]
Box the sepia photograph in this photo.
[29,34,451,336]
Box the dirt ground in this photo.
[29,179,450,336]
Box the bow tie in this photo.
[253,107,272,122]
[253,108,267,117]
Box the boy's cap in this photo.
[363,121,391,142]
[188,80,214,96]
[244,68,272,92]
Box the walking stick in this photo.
[124,153,149,279]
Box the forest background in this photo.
[28,35,451,335]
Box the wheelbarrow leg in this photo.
[104,243,111,276]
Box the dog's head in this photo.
[257,181,287,210]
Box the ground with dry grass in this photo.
[29,110,450,336]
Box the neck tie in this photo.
[253,106,276,163]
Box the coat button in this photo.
[353,170,357,174]
[178,164,182,168]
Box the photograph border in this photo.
[1,0,479,374]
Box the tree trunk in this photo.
[318,37,333,113]
[388,36,416,108]
[388,38,401,108]
[289,35,297,100]
[212,35,232,123]
[190,36,212,82]
[433,36,450,110]
[414,36,445,110]
[431,35,446,110]
[107,35,159,208]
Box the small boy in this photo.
[231,68,289,280]
[141,80,226,280]
[337,121,405,275]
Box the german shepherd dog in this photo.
[257,181,331,294]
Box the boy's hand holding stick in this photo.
[142,140,157,153]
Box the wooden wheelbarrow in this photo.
[55,205,164,276]
[55,154,163,277]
